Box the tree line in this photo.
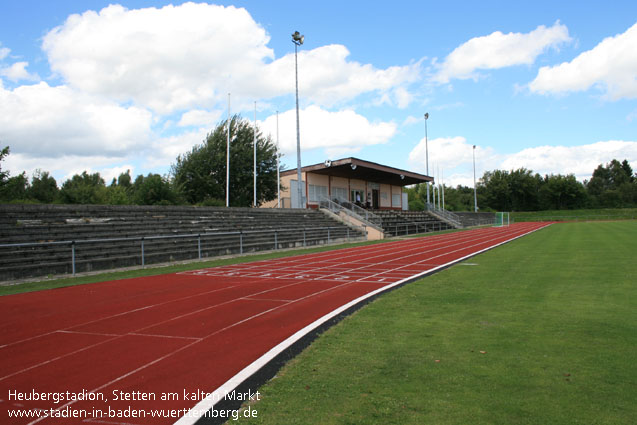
[2,127,636,211]
[0,115,279,207]
[407,159,637,212]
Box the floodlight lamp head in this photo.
[351,164,357,170]
[424,112,429,120]
[292,31,304,45]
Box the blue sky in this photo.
[1,0,636,187]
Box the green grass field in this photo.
[233,221,637,424]
[511,208,637,222]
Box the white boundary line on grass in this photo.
[174,223,551,425]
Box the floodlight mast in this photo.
[292,31,304,208]
[473,145,478,212]
[276,111,280,208]
[253,101,257,208]
[424,112,430,207]
[226,93,231,207]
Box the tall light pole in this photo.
[226,93,231,207]
[473,145,478,212]
[276,110,281,208]
[442,168,445,210]
[292,30,305,208]
[253,101,257,208]
[424,112,430,207]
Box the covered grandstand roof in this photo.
[281,157,433,186]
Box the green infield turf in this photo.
[233,221,637,425]
[511,208,637,222]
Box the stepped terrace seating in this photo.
[453,212,495,227]
[374,210,453,237]
[0,204,365,281]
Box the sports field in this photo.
[1,223,546,425]
[233,221,637,425]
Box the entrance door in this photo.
[372,189,380,209]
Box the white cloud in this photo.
[403,115,423,126]
[529,22,637,100]
[407,137,637,187]
[0,46,10,60]
[408,136,494,175]
[0,61,39,82]
[146,128,209,170]
[500,140,637,180]
[0,44,39,82]
[434,21,571,83]
[41,3,419,114]
[178,109,223,127]
[3,151,137,184]
[42,3,273,114]
[260,106,396,157]
[0,82,153,158]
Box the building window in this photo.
[309,184,328,202]
[331,186,348,201]
[392,193,401,207]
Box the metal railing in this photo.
[426,203,463,228]
[0,226,364,279]
[319,196,383,229]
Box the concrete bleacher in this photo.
[453,212,495,227]
[374,210,453,237]
[0,204,366,281]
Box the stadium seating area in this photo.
[453,212,495,227]
[0,204,365,281]
[375,210,454,236]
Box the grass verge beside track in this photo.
[512,207,637,222]
[233,221,637,425]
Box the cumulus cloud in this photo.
[529,22,637,99]
[42,3,272,114]
[0,82,153,158]
[264,45,421,106]
[408,136,494,175]
[500,140,637,180]
[41,3,420,114]
[260,106,396,157]
[0,61,39,82]
[3,151,137,184]
[408,136,637,187]
[0,46,10,60]
[178,109,223,127]
[434,21,571,83]
[0,44,39,82]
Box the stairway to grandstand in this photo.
[374,210,454,237]
[0,204,366,281]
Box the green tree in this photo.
[0,172,29,201]
[59,171,107,204]
[171,115,279,207]
[28,170,59,203]
[0,146,9,184]
[132,173,180,205]
[482,170,512,211]
[539,174,588,210]
[587,159,635,207]
[106,170,134,204]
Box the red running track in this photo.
[0,222,550,425]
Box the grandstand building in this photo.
[264,157,433,210]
